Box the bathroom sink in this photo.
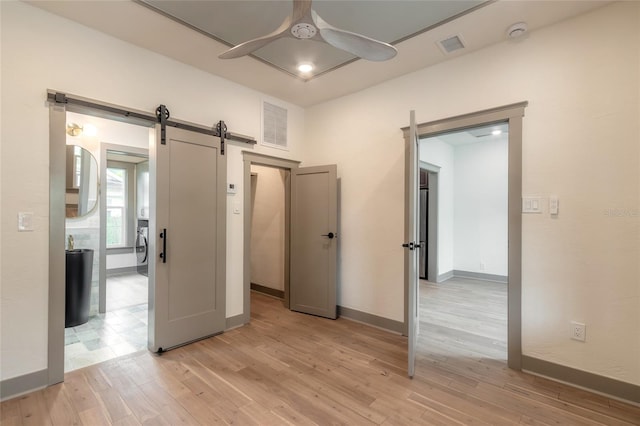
[65,248,94,327]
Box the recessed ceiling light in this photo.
[297,63,313,73]
[492,129,502,136]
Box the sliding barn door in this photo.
[290,165,338,319]
[150,125,226,352]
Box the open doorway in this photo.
[241,153,299,322]
[242,154,339,324]
[242,153,339,323]
[50,92,236,384]
[404,102,526,375]
[419,122,509,362]
[249,164,290,301]
[62,112,151,372]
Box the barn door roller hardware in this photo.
[155,105,256,154]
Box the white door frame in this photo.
[403,101,527,370]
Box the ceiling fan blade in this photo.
[218,15,293,59]
[291,0,313,22]
[312,11,397,62]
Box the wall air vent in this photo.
[262,101,288,150]
[437,34,466,55]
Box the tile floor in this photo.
[106,271,148,310]
[64,273,148,372]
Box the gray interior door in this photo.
[290,165,338,319]
[150,125,226,352]
[407,111,419,378]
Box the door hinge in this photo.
[217,120,226,155]
[401,241,420,250]
[156,105,170,145]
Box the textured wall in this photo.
[304,2,640,385]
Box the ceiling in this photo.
[422,122,509,147]
[137,0,484,78]
[29,0,609,107]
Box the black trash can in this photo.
[65,249,94,328]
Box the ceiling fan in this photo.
[218,0,398,62]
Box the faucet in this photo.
[67,235,74,250]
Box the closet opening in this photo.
[249,164,290,301]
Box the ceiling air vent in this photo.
[262,101,288,150]
[437,34,466,55]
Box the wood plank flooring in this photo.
[419,277,508,362]
[2,290,639,425]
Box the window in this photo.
[106,154,147,250]
[106,166,127,247]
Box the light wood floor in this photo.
[419,277,507,362]
[2,291,639,425]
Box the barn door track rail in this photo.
[48,91,257,155]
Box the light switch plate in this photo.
[18,212,34,231]
[550,196,559,215]
[522,197,542,213]
[233,203,241,214]
[227,183,237,194]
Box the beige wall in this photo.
[250,165,286,291]
[304,2,640,385]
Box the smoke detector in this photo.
[507,22,528,39]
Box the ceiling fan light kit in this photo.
[218,0,397,63]
[297,63,314,73]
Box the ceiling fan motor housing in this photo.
[291,23,317,39]
[218,0,397,61]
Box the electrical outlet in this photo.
[571,321,586,342]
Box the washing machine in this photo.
[136,219,149,277]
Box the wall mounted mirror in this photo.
[66,145,99,218]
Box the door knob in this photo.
[321,232,335,239]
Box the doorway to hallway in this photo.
[404,102,526,376]
[418,122,509,362]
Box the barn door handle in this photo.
[159,228,167,263]
[321,232,336,239]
